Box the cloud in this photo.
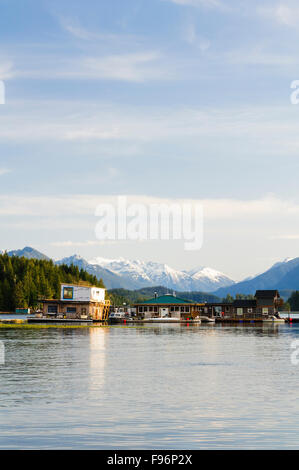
[226,48,299,66]
[1,193,299,220]
[165,0,223,8]
[2,101,299,160]
[0,168,11,176]
[59,17,138,43]
[269,234,299,240]
[0,62,15,80]
[51,240,117,247]
[181,21,211,50]
[17,51,173,83]
[258,3,299,27]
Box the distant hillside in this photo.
[214,258,299,297]
[108,286,221,305]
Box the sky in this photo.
[1,0,299,280]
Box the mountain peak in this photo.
[8,246,49,260]
[89,256,235,292]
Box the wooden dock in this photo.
[28,318,93,324]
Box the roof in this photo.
[137,294,192,305]
[61,283,105,290]
[233,299,257,308]
[255,290,280,298]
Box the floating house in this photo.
[135,294,198,321]
[135,290,284,322]
[218,290,283,320]
[41,283,110,321]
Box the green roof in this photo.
[137,295,192,305]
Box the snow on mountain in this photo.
[56,254,138,290]
[89,256,235,292]
[214,256,299,297]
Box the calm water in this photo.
[0,323,299,449]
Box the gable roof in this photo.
[233,299,257,308]
[255,290,280,298]
[137,294,192,305]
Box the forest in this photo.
[0,253,105,312]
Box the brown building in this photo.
[41,283,110,321]
[135,290,284,322]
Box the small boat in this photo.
[200,316,216,323]
[263,316,286,323]
[145,317,201,324]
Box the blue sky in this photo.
[2,0,299,279]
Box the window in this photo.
[170,307,175,312]
[67,307,76,313]
[144,307,148,312]
[154,307,158,313]
[185,307,190,313]
[139,307,143,313]
[262,308,268,315]
[181,307,185,312]
[149,307,153,312]
[237,308,243,315]
[81,308,87,315]
[248,308,253,313]
[48,305,58,314]
[63,287,73,299]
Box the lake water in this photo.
[0,323,299,449]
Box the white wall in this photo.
[60,284,105,302]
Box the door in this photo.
[160,307,169,317]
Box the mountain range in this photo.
[4,247,234,292]
[4,247,299,297]
[214,258,299,297]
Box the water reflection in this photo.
[0,323,299,449]
[88,328,108,395]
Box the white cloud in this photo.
[270,234,299,240]
[1,193,299,220]
[226,48,299,66]
[0,168,11,176]
[181,21,211,50]
[51,240,117,247]
[0,62,15,80]
[2,101,299,159]
[17,51,173,83]
[166,0,223,8]
[258,3,299,27]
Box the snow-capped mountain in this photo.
[56,254,138,290]
[89,256,235,292]
[214,256,299,297]
[185,266,234,292]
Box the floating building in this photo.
[135,290,284,322]
[40,283,110,321]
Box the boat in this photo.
[145,317,201,324]
[109,311,129,323]
[263,316,286,323]
[200,316,216,323]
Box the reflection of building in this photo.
[41,283,110,321]
[88,328,107,395]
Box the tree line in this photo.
[0,253,105,312]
